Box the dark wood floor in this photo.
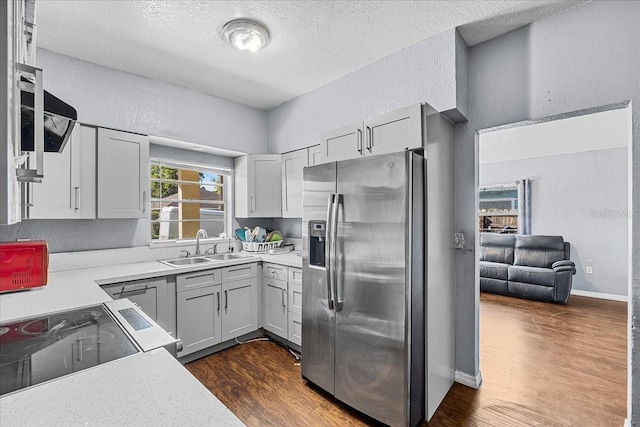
[186,293,627,426]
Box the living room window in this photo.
[478,184,519,233]
[150,158,232,242]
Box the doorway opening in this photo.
[474,102,631,424]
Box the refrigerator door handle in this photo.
[326,193,335,310]
[332,193,342,312]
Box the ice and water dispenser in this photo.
[309,220,326,268]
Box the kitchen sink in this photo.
[206,253,251,261]
[159,253,252,267]
[159,256,216,267]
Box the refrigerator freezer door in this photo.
[302,162,337,394]
[333,152,409,426]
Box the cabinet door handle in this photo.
[74,187,80,211]
[282,288,286,308]
[356,129,363,153]
[185,273,213,281]
[225,290,228,310]
[142,191,147,213]
[366,126,372,151]
[117,284,149,296]
[250,196,255,213]
[217,291,220,313]
[75,338,83,362]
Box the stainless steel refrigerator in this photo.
[302,150,426,427]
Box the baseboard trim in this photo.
[454,370,483,389]
[570,289,628,302]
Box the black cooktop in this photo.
[0,305,139,396]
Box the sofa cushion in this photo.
[508,265,556,287]
[514,235,566,268]
[508,281,555,302]
[479,233,516,264]
[480,277,508,295]
[479,261,510,280]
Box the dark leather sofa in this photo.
[479,234,576,303]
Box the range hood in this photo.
[20,83,77,153]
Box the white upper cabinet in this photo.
[97,128,150,219]
[364,104,422,157]
[28,124,96,219]
[320,122,362,164]
[281,148,309,218]
[307,144,323,167]
[319,104,423,164]
[234,154,282,218]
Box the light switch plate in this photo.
[454,233,465,249]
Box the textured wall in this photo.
[266,29,464,154]
[265,4,640,417]
[0,145,235,252]
[480,147,628,296]
[453,1,640,421]
[36,49,268,154]
[1,49,263,252]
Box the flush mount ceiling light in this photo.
[223,18,271,52]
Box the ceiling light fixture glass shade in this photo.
[223,19,271,52]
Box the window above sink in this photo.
[150,159,233,244]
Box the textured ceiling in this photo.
[35,1,583,110]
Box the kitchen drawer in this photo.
[288,312,302,346]
[264,263,288,281]
[102,277,165,321]
[222,263,257,282]
[102,277,165,298]
[177,269,221,293]
[288,282,302,316]
[288,267,302,285]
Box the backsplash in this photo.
[0,219,149,253]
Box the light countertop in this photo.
[0,249,302,426]
[0,251,301,323]
[0,348,244,427]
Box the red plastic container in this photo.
[0,241,49,293]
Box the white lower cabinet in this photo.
[176,263,257,358]
[263,277,288,338]
[287,268,302,346]
[101,276,176,337]
[222,276,258,341]
[288,313,302,346]
[177,284,223,356]
[263,263,303,346]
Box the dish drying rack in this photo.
[241,240,283,253]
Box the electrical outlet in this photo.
[454,233,465,249]
[586,266,593,274]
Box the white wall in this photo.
[479,108,630,297]
[453,1,640,422]
[0,49,269,252]
[481,147,628,297]
[266,28,467,154]
[264,1,640,422]
[36,49,268,154]
[480,107,629,164]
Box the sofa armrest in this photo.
[552,260,575,269]
[553,265,576,275]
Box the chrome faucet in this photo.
[195,229,208,256]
